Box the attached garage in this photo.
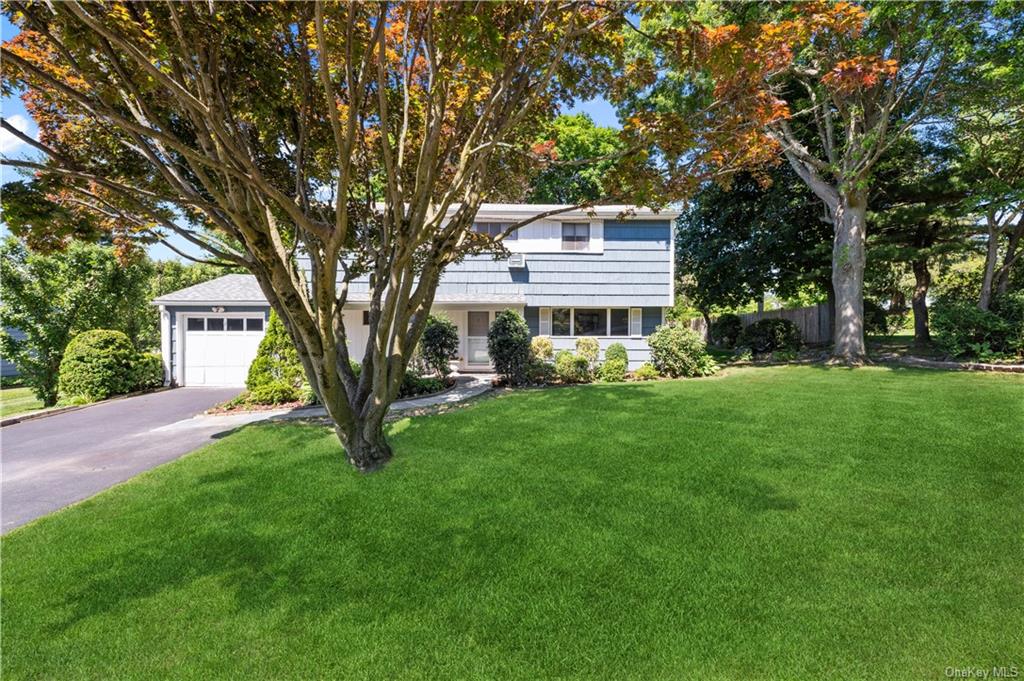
[183,315,265,386]
[152,275,272,387]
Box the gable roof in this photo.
[151,274,268,305]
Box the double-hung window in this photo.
[472,222,516,240]
[561,222,590,251]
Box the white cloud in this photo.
[0,114,36,155]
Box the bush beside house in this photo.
[709,313,743,348]
[57,330,164,404]
[246,312,306,404]
[647,323,718,378]
[418,315,459,377]
[488,310,531,386]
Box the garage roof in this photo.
[152,274,268,305]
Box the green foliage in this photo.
[526,357,556,384]
[709,313,743,348]
[647,323,718,378]
[57,330,137,402]
[554,350,592,383]
[530,335,554,361]
[632,362,660,380]
[487,309,532,386]
[246,312,304,404]
[575,337,600,367]
[675,169,831,315]
[418,314,459,377]
[528,114,624,204]
[597,357,628,383]
[604,342,628,364]
[131,353,164,391]
[931,294,1024,358]
[399,371,446,399]
[0,238,152,405]
[736,319,801,355]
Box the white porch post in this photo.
[159,305,172,386]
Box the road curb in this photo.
[0,386,174,428]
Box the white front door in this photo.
[466,311,491,368]
[183,315,266,386]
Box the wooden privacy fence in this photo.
[736,302,831,344]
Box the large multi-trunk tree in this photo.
[1,1,627,470]
[622,2,986,360]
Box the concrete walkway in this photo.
[164,373,494,433]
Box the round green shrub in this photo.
[530,335,554,361]
[597,357,627,382]
[249,380,300,404]
[399,370,446,398]
[419,314,459,377]
[131,352,164,391]
[632,362,659,381]
[246,312,304,403]
[604,342,628,364]
[575,337,600,367]
[736,318,801,354]
[647,322,718,378]
[710,313,742,348]
[526,357,556,384]
[554,350,591,383]
[487,309,531,386]
[58,329,137,401]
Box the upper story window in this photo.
[472,222,516,240]
[561,222,590,251]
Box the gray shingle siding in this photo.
[302,218,673,308]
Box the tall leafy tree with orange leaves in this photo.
[1,1,629,470]
[622,1,987,360]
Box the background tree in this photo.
[676,167,833,330]
[1,2,629,470]
[624,2,987,360]
[0,238,151,405]
[866,136,972,343]
[528,113,624,204]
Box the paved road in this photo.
[1,388,241,533]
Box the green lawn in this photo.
[4,366,1023,679]
[0,385,44,418]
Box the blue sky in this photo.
[0,15,620,262]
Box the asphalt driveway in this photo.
[2,388,242,533]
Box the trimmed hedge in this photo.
[604,342,628,364]
[554,350,591,383]
[597,357,627,382]
[246,312,304,404]
[419,314,459,377]
[487,309,531,386]
[132,352,164,391]
[736,318,801,354]
[58,330,137,402]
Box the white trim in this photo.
[175,311,185,386]
[539,307,552,336]
[159,306,171,386]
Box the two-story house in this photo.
[152,204,677,386]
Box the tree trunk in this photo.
[994,216,1023,297]
[911,258,931,345]
[334,420,393,472]
[831,191,868,361]
[979,224,999,311]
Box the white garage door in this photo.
[183,315,265,386]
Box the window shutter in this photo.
[540,308,552,336]
[629,308,642,337]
